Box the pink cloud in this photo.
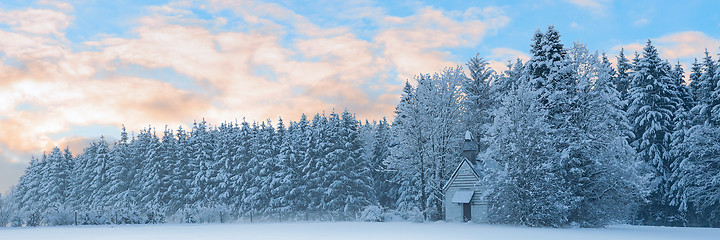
[613,31,720,60]
[0,8,72,36]
[0,1,511,190]
[486,48,530,73]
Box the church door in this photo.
[462,203,471,222]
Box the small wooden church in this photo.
[443,131,488,223]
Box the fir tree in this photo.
[627,40,682,225]
[462,55,495,154]
[616,48,633,105]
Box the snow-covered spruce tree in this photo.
[708,52,720,126]
[283,115,311,216]
[230,120,252,214]
[673,122,720,227]
[627,40,683,226]
[570,51,643,226]
[325,111,376,219]
[668,61,700,226]
[256,120,278,217]
[270,118,294,217]
[371,118,397,209]
[173,125,195,220]
[388,81,423,219]
[462,55,496,154]
[358,120,377,206]
[162,127,186,218]
[493,58,525,97]
[41,147,74,225]
[688,59,702,101]
[688,50,717,125]
[12,156,39,226]
[71,138,111,224]
[673,47,720,227]
[157,127,179,216]
[323,112,346,218]
[306,114,332,215]
[243,121,272,216]
[189,120,215,209]
[209,122,239,221]
[134,128,165,223]
[616,48,633,107]
[103,126,142,224]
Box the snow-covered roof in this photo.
[451,190,474,203]
[464,130,472,140]
[442,158,481,191]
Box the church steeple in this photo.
[462,131,477,166]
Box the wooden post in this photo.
[74,211,77,226]
[220,212,223,223]
[250,211,253,223]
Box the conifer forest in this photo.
[3,26,720,228]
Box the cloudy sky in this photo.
[1,0,719,192]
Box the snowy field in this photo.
[2,222,719,240]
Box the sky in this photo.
[1,0,719,193]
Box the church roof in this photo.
[442,158,480,192]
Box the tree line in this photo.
[2,25,720,228]
[2,112,379,226]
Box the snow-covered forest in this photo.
[2,26,720,228]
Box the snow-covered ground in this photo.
[1,222,718,240]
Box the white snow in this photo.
[1,222,718,240]
[450,190,474,203]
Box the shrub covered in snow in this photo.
[360,205,383,222]
[45,206,74,226]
